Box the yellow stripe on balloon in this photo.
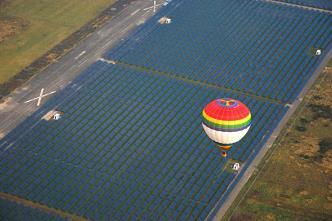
[202,109,251,126]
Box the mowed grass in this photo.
[0,0,115,84]
[227,67,332,221]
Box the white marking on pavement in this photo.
[131,9,141,16]
[142,9,150,17]
[101,42,112,51]
[37,88,44,106]
[100,26,132,53]
[143,3,163,11]
[78,59,88,67]
[75,51,86,59]
[24,88,56,106]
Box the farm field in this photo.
[0,0,115,84]
[227,66,332,221]
[0,0,331,220]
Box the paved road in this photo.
[0,0,165,138]
[262,0,332,14]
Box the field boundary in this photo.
[0,192,89,221]
[110,60,286,105]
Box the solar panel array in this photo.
[0,62,286,220]
[106,0,332,103]
[1,0,331,220]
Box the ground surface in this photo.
[228,66,332,221]
[0,0,115,84]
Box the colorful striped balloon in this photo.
[202,98,251,152]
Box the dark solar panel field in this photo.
[0,63,286,220]
[1,0,331,220]
[106,0,332,103]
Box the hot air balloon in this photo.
[202,98,251,157]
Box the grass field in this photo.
[227,66,332,221]
[0,0,115,84]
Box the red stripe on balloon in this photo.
[204,99,250,121]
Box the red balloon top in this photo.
[203,98,250,121]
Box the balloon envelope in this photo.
[202,98,251,145]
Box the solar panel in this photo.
[0,63,288,220]
[105,0,332,103]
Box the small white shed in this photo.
[158,16,172,24]
[53,113,62,120]
[232,163,240,171]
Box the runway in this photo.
[0,0,165,138]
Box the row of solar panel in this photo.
[105,0,331,103]
[3,133,217,194]
[1,62,286,164]
[1,148,228,221]
[108,0,314,58]
[0,61,288,220]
